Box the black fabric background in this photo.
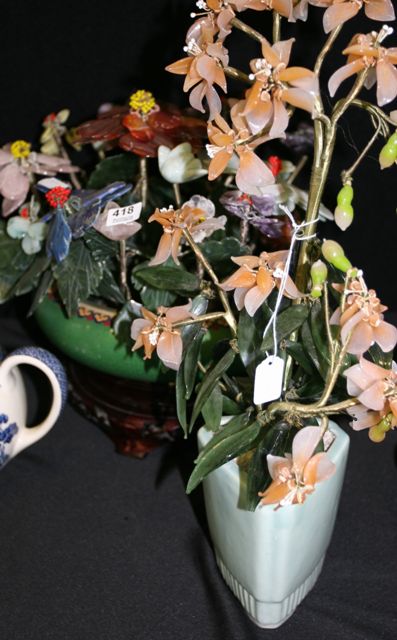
[0,2,397,639]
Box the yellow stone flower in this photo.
[129,90,157,116]
[10,140,31,159]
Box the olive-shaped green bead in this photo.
[336,184,353,206]
[335,204,354,231]
[332,255,352,272]
[310,286,323,298]
[379,132,397,169]
[321,240,352,272]
[368,416,391,443]
[388,131,397,147]
[322,239,344,261]
[310,259,328,286]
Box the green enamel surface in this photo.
[34,297,169,381]
[35,298,235,381]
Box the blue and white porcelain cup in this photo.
[0,347,67,469]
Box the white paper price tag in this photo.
[253,355,284,405]
[106,202,142,227]
[37,177,71,190]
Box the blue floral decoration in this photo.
[10,347,68,408]
[0,414,19,468]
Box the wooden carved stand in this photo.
[67,361,181,458]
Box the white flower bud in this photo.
[158,143,207,184]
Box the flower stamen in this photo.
[10,140,31,159]
[129,90,158,116]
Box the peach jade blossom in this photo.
[148,195,226,266]
[243,38,319,139]
[318,0,395,34]
[344,357,397,431]
[291,0,312,21]
[206,114,275,195]
[233,0,293,20]
[328,31,397,107]
[220,250,302,316]
[131,303,194,370]
[258,426,336,508]
[166,20,229,121]
[0,141,77,217]
[194,2,237,41]
[330,278,397,355]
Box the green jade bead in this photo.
[369,413,393,444]
[337,184,354,207]
[310,286,322,299]
[322,240,352,273]
[368,421,389,443]
[332,255,352,272]
[379,132,397,169]
[334,204,354,231]
[310,259,328,297]
[310,260,328,285]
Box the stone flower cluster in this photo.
[1,2,397,514]
[165,0,396,201]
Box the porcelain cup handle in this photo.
[0,347,67,456]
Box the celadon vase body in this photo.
[198,420,350,628]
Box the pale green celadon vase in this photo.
[198,420,350,628]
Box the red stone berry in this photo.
[20,206,29,219]
[267,155,282,177]
[237,193,253,205]
[45,187,71,208]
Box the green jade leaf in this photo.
[54,240,103,316]
[189,348,235,432]
[261,304,309,352]
[187,416,261,494]
[134,265,200,292]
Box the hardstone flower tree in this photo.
[129,1,397,509]
[0,80,302,333]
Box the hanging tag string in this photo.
[262,207,319,358]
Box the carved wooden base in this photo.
[67,361,181,458]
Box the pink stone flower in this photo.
[345,357,397,430]
[93,201,142,241]
[0,140,78,217]
[206,113,275,195]
[331,278,397,355]
[328,31,397,107]
[318,0,395,34]
[292,0,312,21]
[166,20,229,121]
[191,0,295,38]
[259,426,336,508]
[131,302,194,370]
[192,2,236,41]
[220,250,302,316]
[148,196,226,266]
[233,0,294,21]
[243,38,319,138]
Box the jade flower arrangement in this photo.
[140,0,397,510]
[0,1,397,519]
[0,1,395,630]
